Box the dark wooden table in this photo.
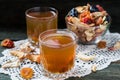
[0,31,120,80]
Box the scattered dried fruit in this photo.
[1,39,14,48]
[97,40,106,49]
[26,54,41,64]
[77,53,96,61]
[2,59,20,68]
[91,65,97,72]
[114,41,120,50]
[108,41,120,51]
[20,42,34,53]
[20,46,34,53]
[66,3,110,44]
[10,50,27,60]
[20,67,34,79]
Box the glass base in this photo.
[41,64,74,79]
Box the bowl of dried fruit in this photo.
[65,4,111,44]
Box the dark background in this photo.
[0,0,120,38]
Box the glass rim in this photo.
[25,7,58,19]
[39,29,78,47]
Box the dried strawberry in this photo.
[83,18,93,24]
[1,39,14,48]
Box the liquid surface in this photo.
[43,34,74,47]
[40,34,76,73]
[28,11,56,18]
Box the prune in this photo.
[90,5,99,13]
[69,8,78,17]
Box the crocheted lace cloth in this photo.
[0,33,120,80]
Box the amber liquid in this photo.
[40,34,76,73]
[26,11,57,43]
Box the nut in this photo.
[91,65,97,72]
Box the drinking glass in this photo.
[39,29,77,74]
[25,7,58,45]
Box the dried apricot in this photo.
[20,67,34,79]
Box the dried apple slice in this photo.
[10,50,27,60]
[2,59,20,68]
[77,53,96,61]
[114,41,120,50]
[26,54,41,64]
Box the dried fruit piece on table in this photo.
[77,52,96,61]
[91,65,97,72]
[20,67,34,79]
[97,40,106,49]
[114,41,120,50]
[10,50,27,60]
[20,45,34,53]
[2,59,20,68]
[20,42,35,53]
[108,41,120,51]
[1,39,14,48]
[26,54,41,64]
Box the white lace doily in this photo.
[0,33,120,80]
